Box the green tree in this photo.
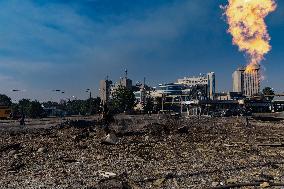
[143,97,154,113]
[110,86,136,113]
[18,99,44,118]
[262,87,275,101]
[85,97,101,115]
[65,97,101,116]
[66,100,87,115]
[0,94,12,106]
[19,99,31,114]
[42,101,59,108]
[27,101,44,118]
[11,103,21,118]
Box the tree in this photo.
[110,86,136,113]
[42,101,59,108]
[66,100,85,115]
[262,87,275,101]
[19,99,31,114]
[0,94,12,106]
[18,99,44,118]
[11,103,21,118]
[85,97,101,115]
[62,97,101,116]
[27,101,44,118]
[143,97,154,114]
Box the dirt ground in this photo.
[1,115,284,189]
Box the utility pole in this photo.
[162,93,164,112]
[180,95,183,114]
[86,89,92,115]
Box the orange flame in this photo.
[223,0,277,73]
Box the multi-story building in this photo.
[232,67,245,94]
[151,84,184,98]
[99,70,133,105]
[99,79,113,105]
[176,72,216,99]
[232,65,260,97]
[110,69,133,93]
[112,77,132,91]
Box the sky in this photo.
[0,0,283,102]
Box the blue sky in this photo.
[0,0,283,101]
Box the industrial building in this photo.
[232,65,260,97]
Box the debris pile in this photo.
[1,116,284,188]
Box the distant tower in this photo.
[207,72,216,100]
[99,78,112,105]
[233,65,260,96]
[244,65,260,96]
[233,67,245,94]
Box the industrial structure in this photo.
[232,65,260,97]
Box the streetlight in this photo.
[85,89,92,116]
[85,88,92,99]
[11,89,27,102]
[51,89,66,102]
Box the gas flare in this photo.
[223,0,277,73]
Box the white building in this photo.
[176,72,216,99]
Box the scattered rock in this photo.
[226,178,237,184]
[260,182,270,188]
[99,171,117,178]
[144,136,149,141]
[102,133,119,145]
[13,153,24,159]
[96,155,104,160]
[37,147,47,153]
[8,150,17,156]
[153,178,165,187]
[212,182,219,187]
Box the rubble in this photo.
[102,133,119,145]
[37,147,47,153]
[98,171,117,178]
[1,116,284,188]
